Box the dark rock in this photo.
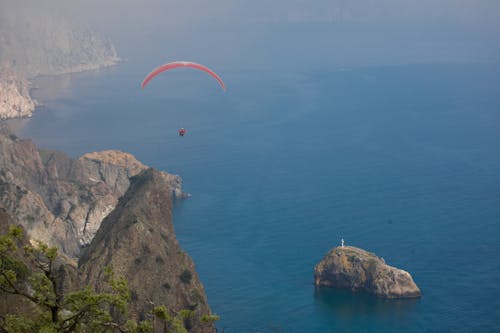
[79,169,214,332]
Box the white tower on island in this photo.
[341,238,344,248]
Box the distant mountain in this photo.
[0,12,119,77]
[0,13,119,119]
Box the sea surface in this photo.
[10,61,500,333]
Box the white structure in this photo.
[341,238,344,248]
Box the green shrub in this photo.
[179,269,192,284]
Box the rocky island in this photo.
[314,245,421,299]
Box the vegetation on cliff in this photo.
[0,129,214,332]
[0,225,218,333]
[79,169,213,333]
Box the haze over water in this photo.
[11,55,500,332]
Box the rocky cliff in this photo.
[0,129,214,331]
[0,10,119,119]
[0,127,183,258]
[314,246,421,299]
[0,10,119,78]
[79,169,213,332]
[0,68,37,119]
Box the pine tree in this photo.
[0,226,218,333]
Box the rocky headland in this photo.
[0,69,37,119]
[314,245,421,299]
[79,169,211,329]
[0,126,185,258]
[0,128,213,331]
[0,11,119,119]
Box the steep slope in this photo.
[0,131,214,331]
[0,208,31,318]
[0,69,36,119]
[0,208,84,325]
[0,8,119,119]
[0,128,183,258]
[0,9,119,78]
[79,169,213,332]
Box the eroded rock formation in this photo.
[0,127,183,258]
[0,69,37,119]
[79,169,212,332]
[0,130,214,331]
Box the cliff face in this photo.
[0,69,37,119]
[0,130,213,331]
[0,11,119,119]
[79,169,213,332]
[314,246,421,299]
[0,128,183,258]
[0,12,119,78]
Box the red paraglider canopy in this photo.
[141,61,226,91]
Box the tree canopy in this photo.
[0,225,219,333]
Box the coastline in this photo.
[0,58,120,121]
[2,62,500,332]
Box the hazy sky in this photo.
[13,0,494,27]
[2,0,500,69]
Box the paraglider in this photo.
[141,61,226,91]
[141,61,226,138]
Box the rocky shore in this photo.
[314,245,421,299]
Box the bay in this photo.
[11,61,500,333]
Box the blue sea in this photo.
[11,61,500,332]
